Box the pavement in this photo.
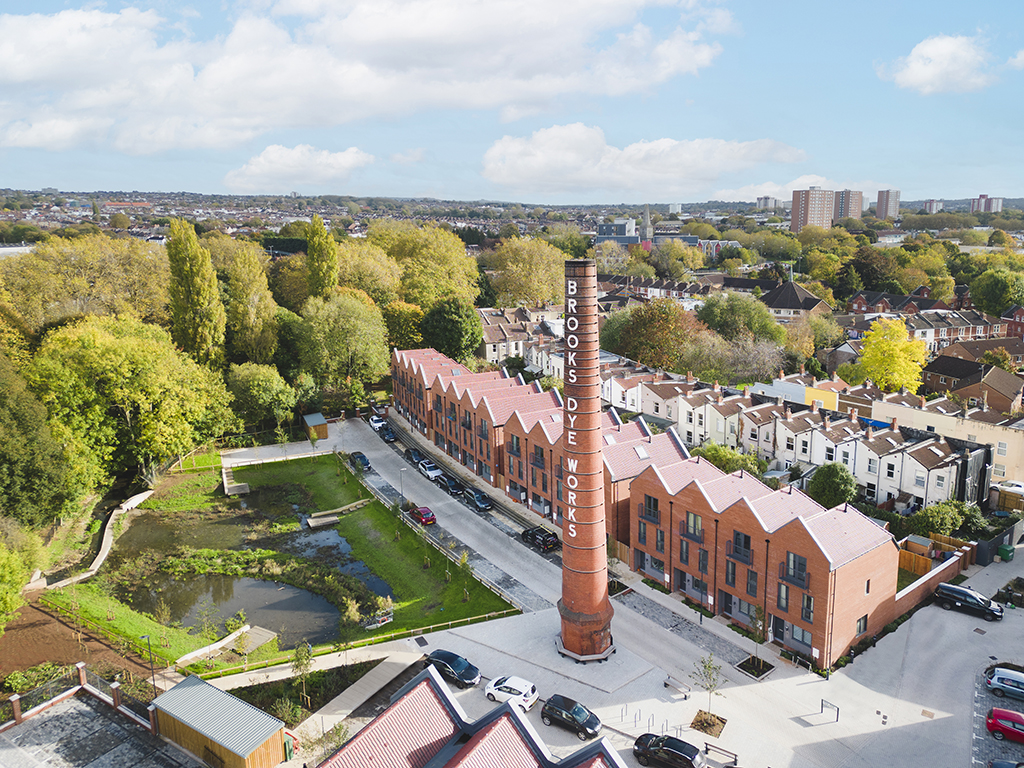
[221,413,1024,768]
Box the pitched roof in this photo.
[153,675,283,758]
[922,356,982,380]
[759,281,827,311]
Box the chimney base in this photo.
[557,599,615,661]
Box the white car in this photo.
[992,481,1024,496]
[368,415,386,431]
[418,459,443,481]
[485,675,538,712]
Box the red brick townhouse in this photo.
[628,458,898,668]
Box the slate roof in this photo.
[922,356,983,380]
[759,281,828,312]
[153,675,283,759]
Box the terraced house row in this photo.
[391,348,905,667]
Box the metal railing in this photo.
[726,541,753,565]
[17,673,77,714]
[779,562,811,590]
[118,690,154,720]
[637,503,660,525]
[507,443,521,457]
[681,527,705,544]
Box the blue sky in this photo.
[1,0,1022,204]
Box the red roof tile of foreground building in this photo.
[394,348,473,388]
[602,429,689,482]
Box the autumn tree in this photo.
[337,239,401,306]
[860,317,927,393]
[227,363,297,426]
[972,269,1024,317]
[615,298,709,371]
[306,215,339,299]
[491,238,567,307]
[226,242,279,364]
[167,218,226,368]
[696,292,785,345]
[27,316,238,488]
[421,298,483,363]
[588,241,629,274]
[298,293,390,388]
[382,301,424,351]
[691,442,765,477]
[268,252,310,314]
[648,240,705,279]
[981,347,1018,373]
[806,463,857,508]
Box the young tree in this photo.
[806,463,857,508]
[616,298,710,371]
[167,218,226,367]
[689,653,724,713]
[306,214,339,300]
[860,317,927,393]
[226,243,279,364]
[421,298,484,363]
[292,639,313,703]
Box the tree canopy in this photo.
[298,293,390,388]
[611,298,709,371]
[696,292,786,345]
[690,442,765,477]
[806,463,857,508]
[971,269,1024,317]
[421,298,483,363]
[167,218,226,368]
[336,239,401,307]
[382,301,424,351]
[227,363,296,426]
[490,238,567,307]
[860,317,927,393]
[306,214,340,300]
[226,242,279,365]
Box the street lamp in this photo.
[400,468,407,511]
[140,635,156,698]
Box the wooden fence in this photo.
[898,549,932,577]
[929,533,977,565]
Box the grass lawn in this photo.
[138,471,233,514]
[237,456,368,513]
[897,567,921,592]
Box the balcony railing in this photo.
[726,541,753,565]
[477,426,489,440]
[636,503,660,525]
[460,418,472,430]
[681,526,704,544]
[779,562,810,590]
[530,454,545,469]
[507,443,521,457]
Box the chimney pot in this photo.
[800,363,805,375]
[919,395,926,408]
[890,417,897,430]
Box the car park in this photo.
[368,415,386,431]
[632,734,707,767]
[409,507,436,526]
[540,694,601,740]
[425,649,480,688]
[437,473,465,496]
[987,707,1024,742]
[522,526,560,552]
[418,459,443,481]
[934,582,1003,621]
[379,426,397,443]
[405,447,425,464]
[349,452,371,472]
[484,675,538,712]
[987,668,1024,701]
[464,488,494,511]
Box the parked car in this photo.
[540,694,601,740]
[987,707,1024,742]
[368,415,386,431]
[522,526,560,552]
[632,734,707,768]
[379,426,397,443]
[405,447,425,465]
[484,675,538,712]
[409,507,436,526]
[425,649,480,688]
[418,459,443,481]
[436,473,465,496]
[992,481,1024,495]
[464,488,494,511]
[987,668,1024,701]
[989,760,1024,768]
[934,582,1003,621]
[349,452,371,472]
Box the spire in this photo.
[642,204,653,242]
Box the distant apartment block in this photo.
[757,196,783,209]
[971,195,1003,214]
[833,190,863,221]
[669,203,682,214]
[595,218,638,246]
[790,187,834,233]
[876,190,900,219]
[924,199,943,214]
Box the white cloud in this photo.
[1009,50,1024,69]
[482,123,804,196]
[391,148,425,165]
[0,1,729,153]
[224,144,374,192]
[713,175,892,203]
[879,34,994,94]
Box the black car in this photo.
[934,582,1003,621]
[436,473,465,496]
[522,526,560,552]
[348,451,371,472]
[405,447,425,465]
[425,649,480,688]
[633,734,707,767]
[540,694,601,740]
[464,488,494,511]
[379,426,397,443]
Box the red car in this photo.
[987,707,1024,742]
[409,507,436,525]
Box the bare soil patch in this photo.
[690,709,726,738]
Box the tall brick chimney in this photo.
[557,260,614,661]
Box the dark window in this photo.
[725,560,736,587]
[778,582,789,612]
[638,520,647,545]
[679,538,689,565]
[655,528,665,554]
[698,549,708,575]
[746,569,758,598]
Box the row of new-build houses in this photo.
[391,347,910,669]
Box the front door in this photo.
[720,591,733,616]
[772,615,786,642]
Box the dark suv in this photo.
[464,488,494,511]
[405,447,425,465]
[425,649,480,688]
[633,734,706,767]
[540,694,601,740]
[522,526,560,552]
[935,582,1003,621]
[436,473,465,496]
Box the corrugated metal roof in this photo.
[153,675,283,758]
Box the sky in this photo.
[1,0,1023,204]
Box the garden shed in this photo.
[153,675,285,768]
[303,412,329,441]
